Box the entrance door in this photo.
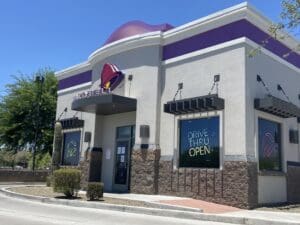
[113,126,135,192]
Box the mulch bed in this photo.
[8,186,152,208]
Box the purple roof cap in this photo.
[104,20,174,45]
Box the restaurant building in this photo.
[54,3,300,208]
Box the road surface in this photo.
[0,191,240,225]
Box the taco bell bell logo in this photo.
[100,63,124,91]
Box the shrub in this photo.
[53,168,81,198]
[86,182,104,200]
[14,151,31,168]
[46,175,53,187]
[39,153,52,169]
[0,150,15,168]
[29,153,52,170]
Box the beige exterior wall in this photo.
[99,112,136,192]
[160,45,247,161]
[258,175,287,204]
[245,43,300,204]
[55,3,300,204]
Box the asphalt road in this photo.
[0,191,239,225]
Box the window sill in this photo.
[258,170,286,176]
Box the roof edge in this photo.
[55,2,300,79]
[163,2,299,50]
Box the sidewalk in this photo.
[103,192,300,223]
[223,210,300,224]
[102,192,240,214]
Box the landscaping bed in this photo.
[9,186,300,213]
[8,186,151,208]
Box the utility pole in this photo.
[32,75,45,171]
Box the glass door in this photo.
[113,126,135,192]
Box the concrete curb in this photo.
[0,187,299,225]
[3,185,202,213]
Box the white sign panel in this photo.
[105,149,111,160]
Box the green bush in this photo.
[46,175,53,187]
[14,151,31,168]
[0,150,15,168]
[28,152,52,170]
[86,182,104,200]
[53,168,81,197]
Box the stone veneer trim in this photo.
[130,149,160,194]
[130,148,258,209]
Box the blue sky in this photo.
[0,0,284,94]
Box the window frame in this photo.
[178,115,221,169]
[62,130,82,166]
[257,117,283,172]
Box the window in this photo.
[258,118,282,171]
[179,116,220,168]
[117,126,132,139]
[62,131,81,165]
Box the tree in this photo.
[271,0,300,53]
[276,0,299,36]
[249,0,300,57]
[0,69,57,154]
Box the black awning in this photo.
[60,117,84,129]
[254,95,300,118]
[164,94,224,115]
[72,94,137,115]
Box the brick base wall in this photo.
[287,162,300,203]
[158,160,258,209]
[130,149,258,209]
[0,169,50,182]
[79,149,102,190]
[79,160,89,190]
[130,149,160,194]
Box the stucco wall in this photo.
[90,45,161,148]
[245,44,300,204]
[258,175,287,204]
[160,45,247,161]
[56,44,162,160]
[54,3,300,206]
[245,44,300,165]
[56,86,96,159]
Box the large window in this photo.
[179,116,220,168]
[258,118,282,171]
[62,131,81,166]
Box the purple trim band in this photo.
[58,70,92,90]
[163,19,300,69]
[59,20,299,91]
